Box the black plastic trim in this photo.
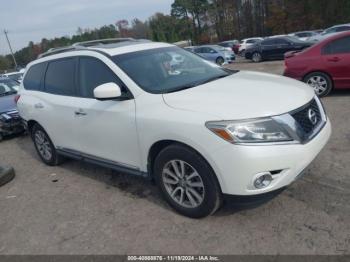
[56,148,149,178]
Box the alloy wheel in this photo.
[252,53,261,62]
[162,160,205,208]
[34,130,52,161]
[216,57,224,65]
[307,76,328,95]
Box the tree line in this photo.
[1,0,350,71]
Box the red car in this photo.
[284,31,350,96]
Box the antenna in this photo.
[4,30,18,69]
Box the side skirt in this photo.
[56,148,149,178]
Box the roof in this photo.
[37,38,174,59]
[3,72,23,76]
[329,23,350,28]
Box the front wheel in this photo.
[304,72,333,97]
[154,144,222,218]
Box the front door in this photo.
[37,57,81,150]
[73,56,140,169]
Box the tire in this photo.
[0,133,3,142]
[153,144,222,218]
[303,72,333,97]
[216,57,225,65]
[31,124,63,166]
[0,166,15,187]
[252,52,262,63]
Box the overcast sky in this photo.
[0,0,173,55]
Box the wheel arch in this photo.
[147,139,223,193]
[27,119,40,134]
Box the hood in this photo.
[0,94,17,114]
[163,71,315,120]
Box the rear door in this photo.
[322,36,350,88]
[260,39,276,59]
[73,56,140,168]
[29,58,80,149]
[274,39,291,59]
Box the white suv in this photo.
[17,39,331,218]
[238,37,263,54]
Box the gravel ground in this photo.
[0,59,349,255]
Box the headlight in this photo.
[206,118,293,144]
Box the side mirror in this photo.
[94,82,122,100]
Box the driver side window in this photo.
[78,57,125,98]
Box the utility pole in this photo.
[4,30,18,69]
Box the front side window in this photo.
[113,47,232,94]
[323,36,350,55]
[206,48,216,53]
[79,57,124,98]
[44,58,76,96]
[24,62,47,91]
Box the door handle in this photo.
[74,109,87,116]
[328,57,340,62]
[34,103,44,109]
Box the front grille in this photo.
[0,110,20,124]
[5,110,20,119]
[291,99,322,136]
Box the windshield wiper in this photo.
[165,84,197,94]
[195,74,229,86]
[165,74,231,94]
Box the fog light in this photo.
[254,172,273,189]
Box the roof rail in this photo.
[72,38,135,47]
[38,46,85,58]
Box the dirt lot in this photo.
[0,60,349,255]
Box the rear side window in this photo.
[262,39,275,45]
[23,63,47,91]
[323,36,350,55]
[275,39,289,45]
[44,58,76,96]
[78,57,123,98]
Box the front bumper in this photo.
[208,120,331,195]
[0,112,25,136]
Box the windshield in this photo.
[112,47,232,94]
[0,79,18,96]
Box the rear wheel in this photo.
[216,57,225,65]
[154,144,222,218]
[304,72,333,97]
[252,52,262,63]
[32,124,63,166]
